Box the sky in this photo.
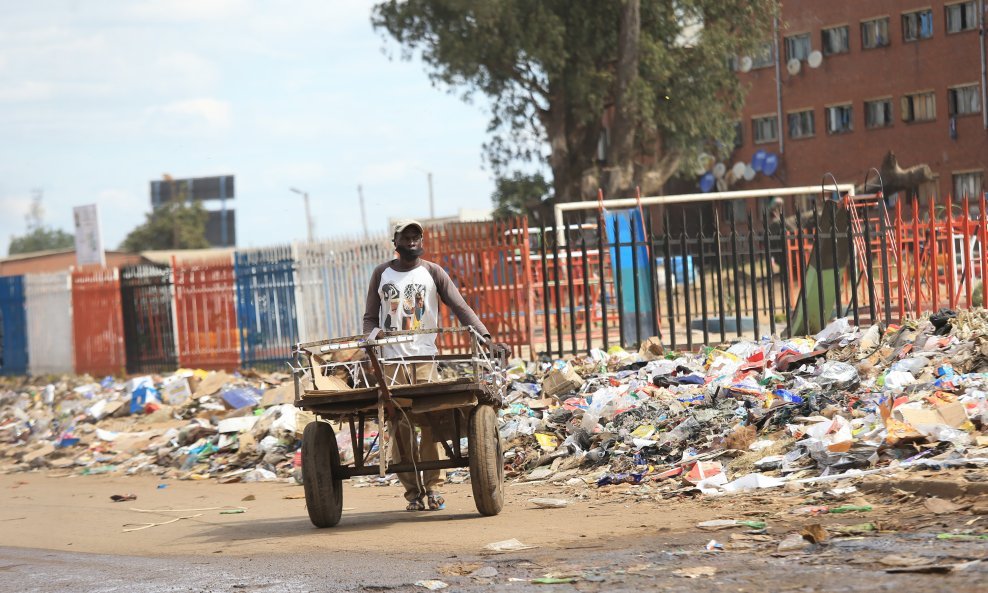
[0,0,497,253]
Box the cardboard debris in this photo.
[541,363,583,397]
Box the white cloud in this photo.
[128,0,250,22]
[360,159,422,183]
[149,98,232,130]
[265,162,330,183]
[155,52,218,88]
[0,81,55,102]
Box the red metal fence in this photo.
[172,257,239,370]
[785,193,988,330]
[71,267,126,376]
[430,216,535,352]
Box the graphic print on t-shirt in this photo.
[381,282,401,331]
[402,284,427,330]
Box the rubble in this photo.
[0,368,310,482]
[1,310,987,501]
[497,311,988,498]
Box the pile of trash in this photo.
[499,309,988,495]
[2,309,987,495]
[0,369,311,482]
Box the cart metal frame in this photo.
[291,327,507,527]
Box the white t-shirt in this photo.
[363,259,490,359]
[376,264,439,357]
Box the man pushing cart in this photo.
[292,219,511,527]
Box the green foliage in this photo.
[491,171,551,220]
[373,1,778,201]
[8,227,74,255]
[120,201,211,252]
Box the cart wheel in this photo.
[468,405,504,516]
[301,421,343,528]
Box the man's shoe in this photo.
[426,493,445,511]
[406,498,425,511]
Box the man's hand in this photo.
[482,336,511,360]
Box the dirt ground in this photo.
[0,470,985,592]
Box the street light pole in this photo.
[427,171,435,219]
[357,184,369,239]
[290,187,315,243]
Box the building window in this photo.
[787,109,815,139]
[902,91,937,122]
[826,104,853,134]
[751,41,775,69]
[752,115,778,144]
[865,98,894,128]
[946,1,978,33]
[821,25,850,55]
[953,171,984,199]
[733,121,744,149]
[948,84,982,115]
[861,17,890,49]
[784,33,812,61]
[903,9,935,41]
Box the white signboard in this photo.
[73,204,106,267]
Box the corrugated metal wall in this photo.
[294,236,392,341]
[25,272,74,376]
[0,276,29,375]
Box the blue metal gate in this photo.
[0,276,28,375]
[235,246,299,368]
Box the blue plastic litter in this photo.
[220,385,261,409]
[130,386,160,414]
[774,389,804,404]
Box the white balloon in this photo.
[713,162,726,178]
[732,161,746,178]
[743,165,756,181]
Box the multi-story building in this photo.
[729,0,988,203]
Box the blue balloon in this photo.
[763,153,779,176]
[699,172,715,193]
[752,150,767,172]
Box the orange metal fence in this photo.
[71,267,126,376]
[172,256,240,370]
[430,216,535,352]
[784,193,988,328]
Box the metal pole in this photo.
[773,12,784,154]
[980,0,987,129]
[304,192,314,243]
[220,176,228,247]
[358,185,369,240]
[553,184,856,246]
[427,172,435,219]
[291,187,316,243]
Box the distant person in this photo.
[362,219,509,511]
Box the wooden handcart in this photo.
[292,327,507,527]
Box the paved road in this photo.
[2,529,984,593]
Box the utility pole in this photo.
[427,171,435,219]
[290,187,315,243]
[357,184,369,239]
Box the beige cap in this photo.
[393,219,423,236]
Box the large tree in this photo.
[120,201,211,252]
[373,0,777,203]
[8,192,74,255]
